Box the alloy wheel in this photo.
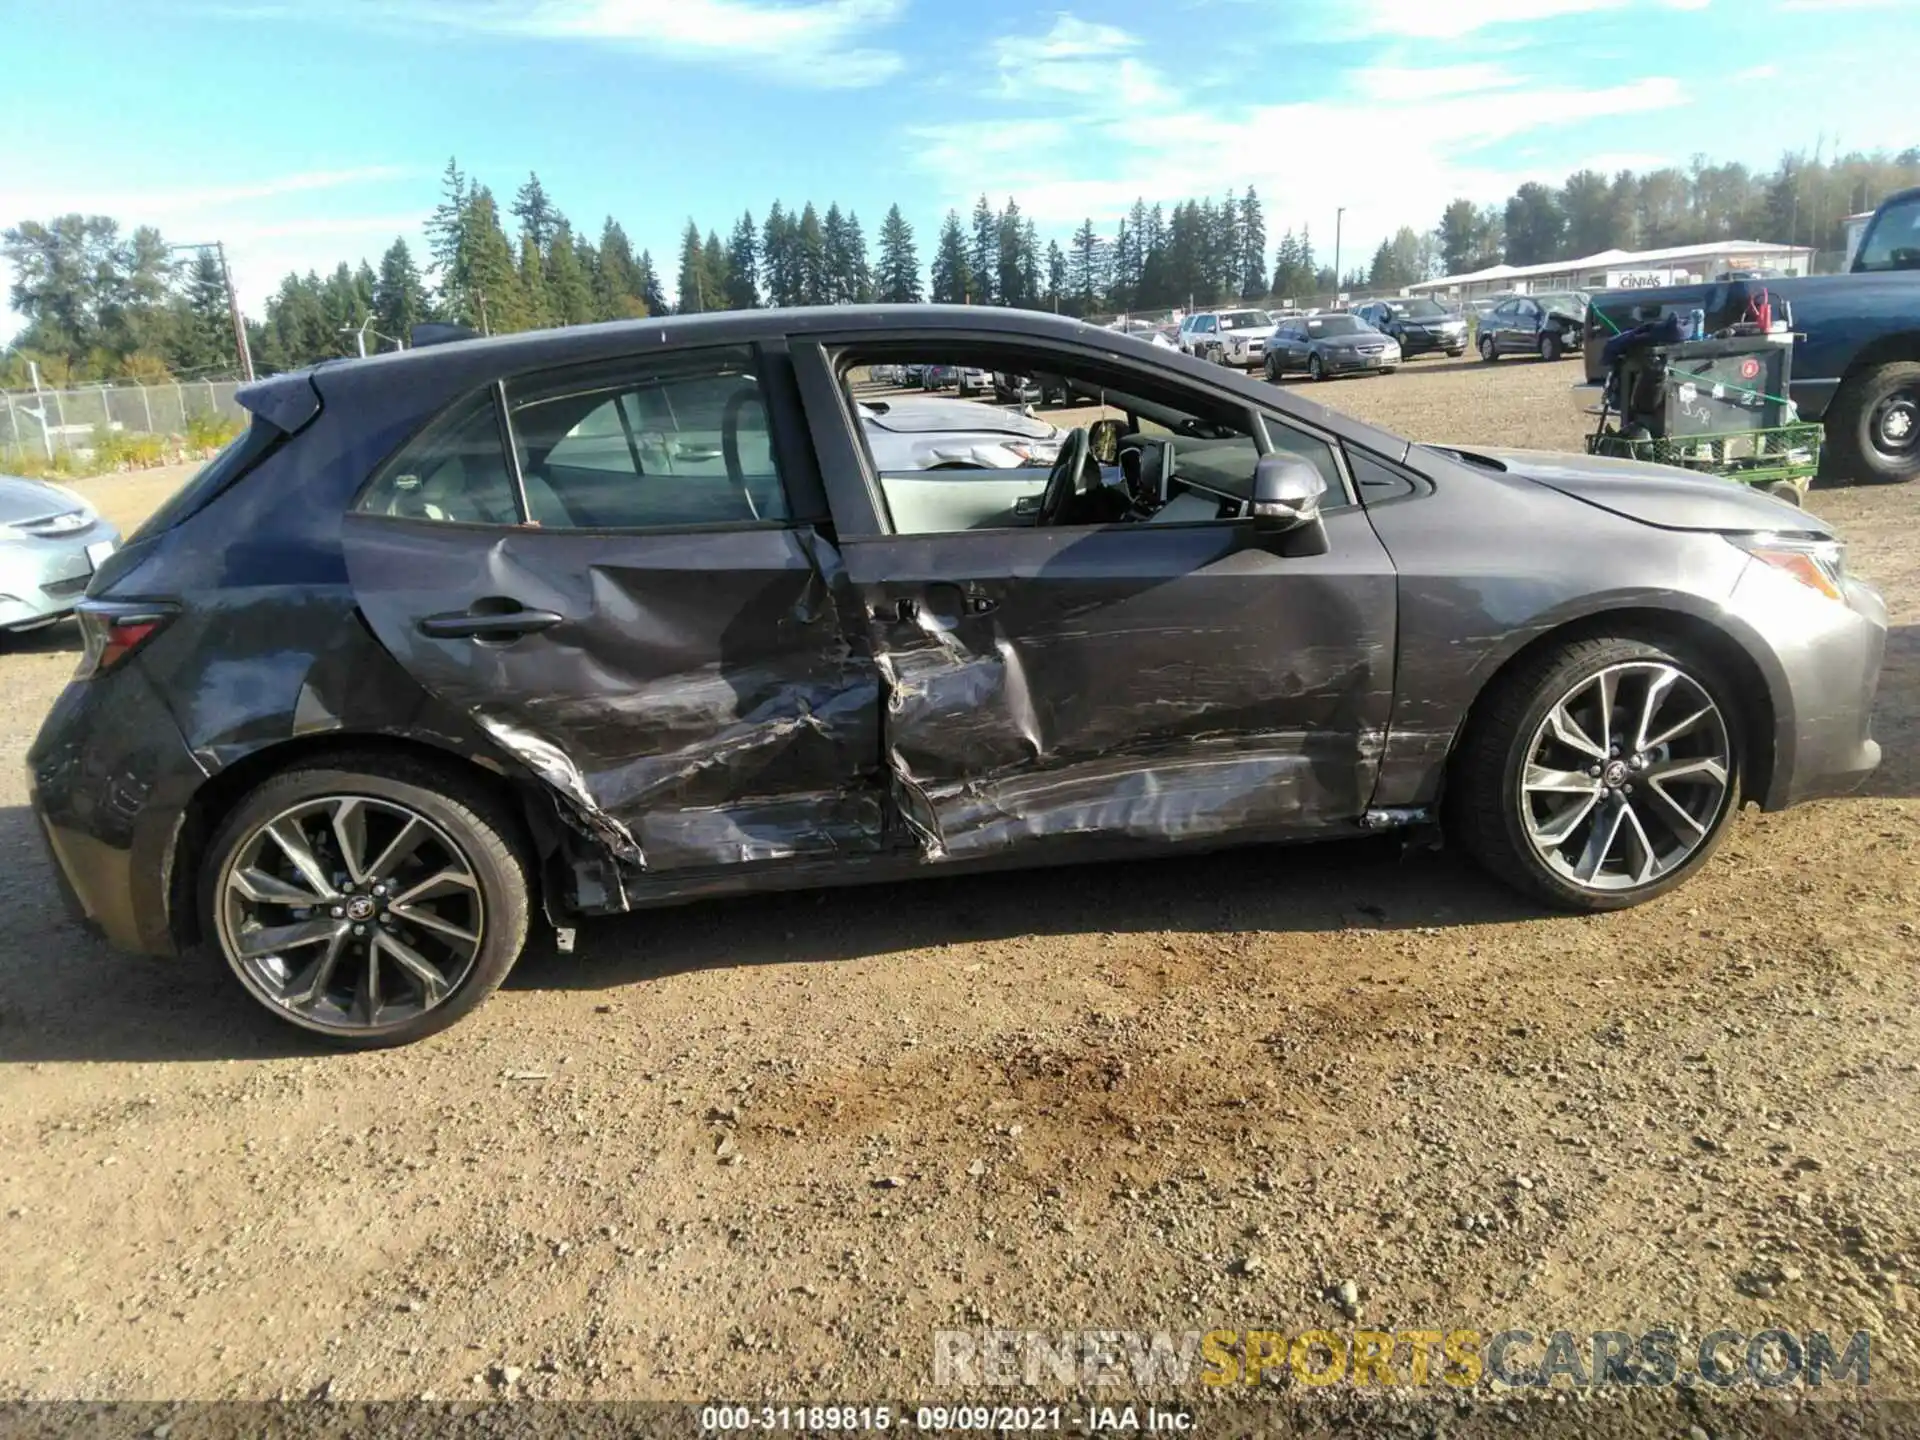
[217,795,486,1032]
[1518,662,1732,892]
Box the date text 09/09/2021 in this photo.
[700,1405,1189,1432]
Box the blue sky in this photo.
[3,0,1915,332]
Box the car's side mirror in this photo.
[1087,418,1125,467]
[1250,454,1326,534]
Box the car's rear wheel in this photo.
[1450,636,1742,911]
[202,755,531,1047]
[1825,360,1920,484]
[1540,332,1564,362]
[1479,335,1499,363]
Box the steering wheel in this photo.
[1035,427,1091,526]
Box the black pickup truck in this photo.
[1583,186,1920,484]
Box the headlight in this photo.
[1000,440,1061,467]
[1729,533,1847,603]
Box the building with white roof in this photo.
[1408,240,1816,302]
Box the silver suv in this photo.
[1176,309,1277,368]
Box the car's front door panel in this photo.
[341,515,884,872]
[838,513,1397,861]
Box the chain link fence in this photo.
[0,379,246,463]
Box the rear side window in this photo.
[129,417,284,540]
[357,390,521,525]
[356,348,789,530]
[509,352,788,529]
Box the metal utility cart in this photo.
[1587,332,1821,504]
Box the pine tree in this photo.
[795,203,828,305]
[875,204,921,303]
[511,172,559,255]
[725,211,760,309]
[424,157,469,316]
[595,218,645,319]
[1215,192,1240,302]
[545,222,595,326]
[822,204,870,304]
[462,186,523,333]
[169,250,234,374]
[676,220,710,313]
[1240,187,1268,300]
[1068,218,1107,313]
[762,202,796,307]
[372,237,428,344]
[969,194,998,304]
[1045,240,1067,311]
[930,210,972,304]
[1019,219,1042,311]
[637,251,667,317]
[996,197,1027,308]
[518,234,553,330]
[842,210,872,303]
[703,230,731,308]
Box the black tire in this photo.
[1764,479,1805,506]
[1824,361,1920,484]
[1540,332,1563,363]
[1448,635,1743,912]
[201,753,532,1047]
[1308,354,1326,382]
[1479,334,1499,363]
[1264,355,1279,382]
[1379,366,1397,376]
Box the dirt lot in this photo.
[3,355,1916,1421]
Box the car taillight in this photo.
[73,603,176,680]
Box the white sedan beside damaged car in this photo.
[858,394,1063,471]
[0,475,120,635]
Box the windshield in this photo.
[1217,311,1271,330]
[1304,315,1367,337]
[1391,298,1449,319]
[1855,194,1920,272]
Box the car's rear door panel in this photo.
[341,515,884,871]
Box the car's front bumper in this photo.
[1399,328,1468,355]
[27,655,207,957]
[1322,350,1397,373]
[0,524,122,630]
[1727,559,1887,809]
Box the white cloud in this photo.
[1353,63,1519,101]
[6,168,418,230]
[914,13,1691,273]
[222,0,908,86]
[1350,0,1708,37]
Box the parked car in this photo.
[859,395,1063,471]
[0,475,121,636]
[1352,297,1469,358]
[1478,292,1588,362]
[954,365,995,397]
[31,305,1884,1045]
[1585,185,1920,484]
[1177,309,1276,367]
[993,371,1072,406]
[1264,312,1400,380]
[920,363,957,391]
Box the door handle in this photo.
[418,602,564,640]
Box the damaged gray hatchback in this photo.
[29,306,1886,1045]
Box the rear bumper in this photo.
[26,659,206,956]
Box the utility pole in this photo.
[170,241,255,382]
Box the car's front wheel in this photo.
[1450,636,1742,911]
[1308,354,1326,382]
[1540,331,1564,362]
[1479,335,1499,363]
[202,754,531,1046]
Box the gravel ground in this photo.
[2,355,1916,1422]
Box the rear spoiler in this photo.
[235,370,322,435]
